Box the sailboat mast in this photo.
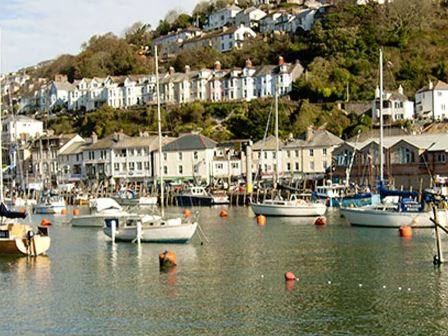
[0,28,4,202]
[274,89,279,186]
[154,46,164,215]
[379,49,384,184]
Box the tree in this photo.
[124,22,153,47]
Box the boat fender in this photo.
[399,226,412,238]
[159,251,177,268]
[73,208,80,216]
[183,209,192,218]
[219,210,228,218]
[314,217,327,226]
[256,215,266,226]
[41,219,52,226]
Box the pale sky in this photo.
[0,0,201,73]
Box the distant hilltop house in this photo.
[35,57,303,112]
[415,80,448,122]
[204,5,242,31]
[372,85,415,123]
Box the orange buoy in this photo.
[183,209,192,218]
[41,219,52,227]
[399,226,412,238]
[284,272,296,281]
[72,208,80,216]
[61,208,68,215]
[315,216,327,226]
[159,250,177,268]
[219,210,228,218]
[256,215,266,225]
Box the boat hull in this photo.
[112,196,158,206]
[340,207,448,228]
[34,205,66,214]
[104,222,198,243]
[0,236,51,256]
[250,203,327,217]
[175,196,213,207]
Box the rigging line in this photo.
[253,98,275,183]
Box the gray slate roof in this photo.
[162,134,217,152]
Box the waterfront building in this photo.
[252,135,284,178]
[153,133,217,184]
[332,132,448,190]
[372,85,414,123]
[415,80,448,121]
[1,115,43,145]
[212,140,248,182]
[283,128,343,176]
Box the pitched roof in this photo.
[253,135,285,151]
[284,130,343,149]
[59,141,87,155]
[87,133,167,151]
[53,81,75,91]
[417,80,448,93]
[162,134,217,151]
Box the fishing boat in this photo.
[103,45,198,244]
[175,186,229,206]
[113,189,158,206]
[34,191,66,214]
[103,214,197,243]
[71,198,130,227]
[251,194,326,217]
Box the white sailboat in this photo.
[0,28,50,256]
[340,49,447,228]
[250,89,326,217]
[103,45,197,243]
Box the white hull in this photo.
[250,202,327,217]
[104,221,198,243]
[34,204,66,214]
[113,196,158,206]
[341,207,448,228]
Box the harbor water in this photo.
[1,207,448,335]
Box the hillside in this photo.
[26,0,448,140]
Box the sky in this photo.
[0,0,201,73]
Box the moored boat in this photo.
[70,198,129,227]
[251,194,326,217]
[176,186,229,206]
[34,191,66,214]
[113,189,158,206]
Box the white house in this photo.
[415,80,448,121]
[153,28,203,58]
[252,135,284,178]
[2,115,43,144]
[205,5,241,31]
[154,134,217,183]
[234,7,267,29]
[49,80,75,111]
[373,85,415,122]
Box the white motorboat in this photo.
[251,194,327,217]
[176,186,229,206]
[341,204,448,228]
[113,189,158,206]
[34,191,67,215]
[71,198,130,228]
[103,214,197,243]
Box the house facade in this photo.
[415,80,448,121]
[372,85,415,122]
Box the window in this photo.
[295,162,299,171]
[264,152,268,159]
[88,151,95,160]
[194,152,198,160]
[231,163,239,169]
[310,161,315,170]
[216,163,224,169]
[323,148,327,156]
[129,162,135,171]
[163,152,167,161]
[287,151,291,158]
[309,149,314,157]
[273,152,276,159]
[164,166,168,175]
[122,163,126,171]
[437,153,446,163]
[323,161,328,170]
[137,162,142,170]
[398,147,415,164]
[144,161,150,170]
[178,152,183,161]
[287,163,291,171]
[178,165,183,174]
[295,150,299,158]
[114,163,119,171]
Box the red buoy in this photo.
[315,217,327,226]
[41,219,52,227]
[183,209,192,218]
[399,226,412,238]
[219,210,228,218]
[284,272,296,281]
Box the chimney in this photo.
[54,74,68,82]
[169,67,175,75]
[398,84,404,95]
[214,61,222,71]
[429,80,434,90]
[375,86,380,98]
[91,132,98,144]
[278,56,285,66]
[306,126,314,142]
[245,59,252,68]
[184,65,191,73]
